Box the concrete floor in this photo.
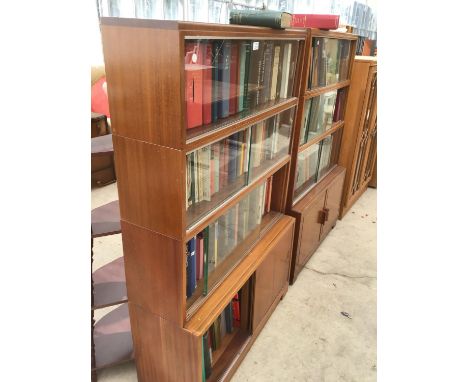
[92,184,376,382]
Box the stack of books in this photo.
[185,39,298,130]
[186,178,273,299]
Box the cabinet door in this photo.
[321,169,346,240]
[253,221,294,331]
[296,190,326,269]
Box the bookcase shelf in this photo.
[101,18,303,382]
[286,28,357,283]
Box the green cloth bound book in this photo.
[229,10,292,29]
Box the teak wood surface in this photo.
[100,18,319,381]
[339,57,377,218]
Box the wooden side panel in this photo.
[101,25,183,149]
[113,135,184,239]
[121,221,184,325]
[252,221,294,331]
[321,167,346,240]
[129,303,201,382]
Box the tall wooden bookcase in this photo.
[101,18,307,382]
[285,29,357,283]
[339,56,377,217]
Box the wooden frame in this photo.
[338,56,377,218]
[101,18,305,382]
[285,28,357,283]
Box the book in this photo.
[186,238,196,298]
[219,41,231,118]
[279,42,291,98]
[196,233,204,280]
[185,42,203,129]
[291,14,340,30]
[262,41,274,104]
[212,40,222,122]
[203,226,209,295]
[229,10,292,29]
[224,302,233,333]
[202,332,211,379]
[242,41,252,111]
[227,133,238,184]
[201,42,213,125]
[229,41,239,115]
[232,294,241,327]
[270,44,281,101]
[247,40,265,110]
[200,146,211,201]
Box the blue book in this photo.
[187,237,197,297]
[219,41,231,118]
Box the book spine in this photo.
[202,333,211,380]
[222,139,229,187]
[188,237,196,294]
[243,42,252,111]
[212,41,221,122]
[238,42,246,112]
[275,42,284,99]
[270,44,281,101]
[262,41,274,105]
[202,42,213,125]
[185,42,203,129]
[228,133,238,184]
[290,14,340,29]
[229,10,288,29]
[201,146,211,201]
[196,233,204,280]
[220,41,231,118]
[229,41,239,115]
[279,43,291,98]
[213,142,220,193]
[203,226,209,295]
[194,151,200,203]
[232,294,241,327]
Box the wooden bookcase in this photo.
[101,18,307,382]
[285,29,357,283]
[339,56,377,217]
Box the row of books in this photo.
[202,295,241,380]
[308,38,351,89]
[300,89,346,145]
[185,113,289,212]
[185,39,299,130]
[186,179,272,299]
[295,136,334,194]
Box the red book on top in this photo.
[291,14,340,30]
[185,42,203,129]
[202,42,213,125]
[229,42,239,116]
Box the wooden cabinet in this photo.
[285,29,357,283]
[289,166,345,283]
[339,56,377,217]
[101,18,304,382]
[253,219,294,331]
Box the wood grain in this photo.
[113,135,185,239]
[121,221,185,325]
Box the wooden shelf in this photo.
[93,303,134,370]
[186,98,297,152]
[207,328,251,382]
[185,156,290,240]
[186,211,282,319]
[304,80,350,100]
[93,256,128,310]
[91,200,121,238]
[186,214,293,335]
[298,121,344,153]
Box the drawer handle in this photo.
[323,208,330,222]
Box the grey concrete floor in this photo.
[92,184,376,382]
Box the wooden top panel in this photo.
[308,28,358,40]
[101,17,307,39]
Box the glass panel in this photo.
[308,38,351,89]
[184,38,300,136]
[300,91,336,144]
[294,128,343,202]
[186,107,293,228]
[186,179,274,306]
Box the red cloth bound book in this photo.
[185,42,203,129]
[202,42,213,125]
[229,42,239,116]
[232,294,241,327]
[196,233,204,280]
[291,14,339,30]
